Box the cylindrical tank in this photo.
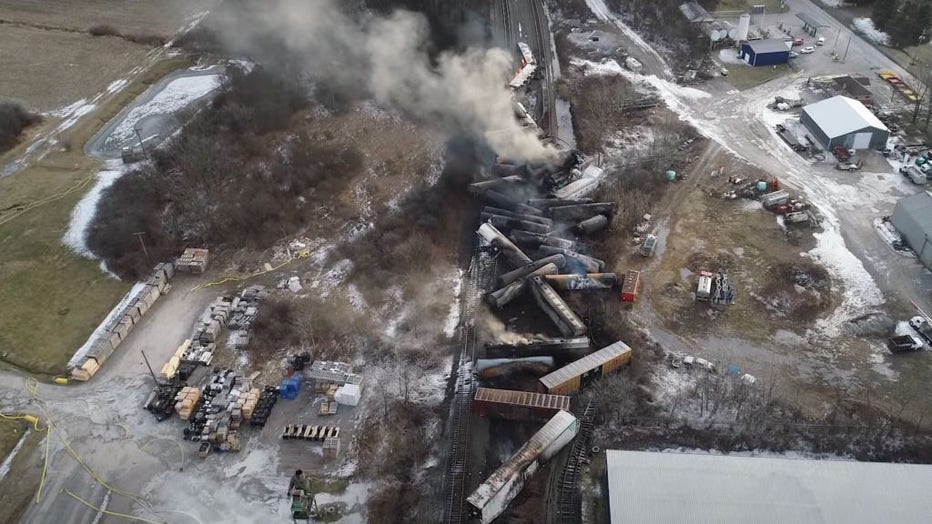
[483,214,551,235]
[483,206,552,226]
[575,215,609,234]
[499,256,565,286]
[737,13,750,42]
[543,273,618,290]
[511,230,577,251]
[477,223,532,266]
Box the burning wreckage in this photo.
[460,151,637,522]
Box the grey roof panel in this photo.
[607,450,932,524]
[539,341,632,389]
[802,95,888,139]
[747,39,791,54]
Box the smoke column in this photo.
[211,0,558,162]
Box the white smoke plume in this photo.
[211,0,558,162]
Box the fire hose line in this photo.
[139,438,185,472]
[0,174,95,227]
[191,256,297,291]
[21,377,154,513]
[62,488,163,524]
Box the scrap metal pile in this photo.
[472,154,620,341]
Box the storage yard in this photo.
[2,0,932,523]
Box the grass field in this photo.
[725,63,791,90]
[0,57,191,375]
[0,0,216,35]
[0,24,151,111]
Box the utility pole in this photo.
[141,350,158,384]
[134,231,150,262]
[842,36,852,63]
[134,125,149,160]
[832,27,841,54]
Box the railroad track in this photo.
[553,401,595,523]
[443,243,496,524]
[529,0,557,137]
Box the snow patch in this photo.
[853,18,890,46]
[106,79,129,94]
[444,270,465,338]
[717,49,745,65]
[584,0,672,77]
[806,225,885,337]
[63,165,125,257]
[104,73,221,149]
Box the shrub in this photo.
[124,32,167,47]
[87,24,121,37]
[0,102,41,154]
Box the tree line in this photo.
[872,0,932,48]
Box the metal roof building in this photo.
[890,191,932,270]
[800,95,889,150]
[606,450,932,523]
[739,39,790,66]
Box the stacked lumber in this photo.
[174,387,201,420]
[159,339,192,380]
[241,388,260,421]
[71,358,100,382]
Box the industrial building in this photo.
[606,450,932,523]
[739,39,790,66]
[890,191,932,270]
[800,95,889,150]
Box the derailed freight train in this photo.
[466,410,579,523]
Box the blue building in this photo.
[739,39,791,66]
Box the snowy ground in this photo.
[62,161,125,258]
[853,18,890,46]
[104,72,220,149]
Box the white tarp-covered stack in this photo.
[334,384,361,406]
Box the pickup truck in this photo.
[900,165,928,185]
[888,334,924,353]
[909,316,932,344]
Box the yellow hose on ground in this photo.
[191,256,297,291]
[62,488,163,524]
[0,174,95,228]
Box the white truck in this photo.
[695,271,713,302]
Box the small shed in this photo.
[539,341,633,395]
[800,95,889,150]
[739,39,790,67]
[890,191,932,270]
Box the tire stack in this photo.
[249,386,279,428]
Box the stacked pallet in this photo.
[174,387,201,420]
[159,339,192,380]
[71,263,174,382]
[240,388,261,421]
[319,400,338,416]
[323,437,341,459]
[281,425,341,441]
[71,358,100,382]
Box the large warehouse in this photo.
[606,450,932,523]
[739,39,790,66]
[890,191,932,270]
[800,95,889,150]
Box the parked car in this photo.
[800,46,815,54]
[817,36,825,46]
[793,38,804,46]
[900,165,928,185]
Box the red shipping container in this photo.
[620,270,640,302]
